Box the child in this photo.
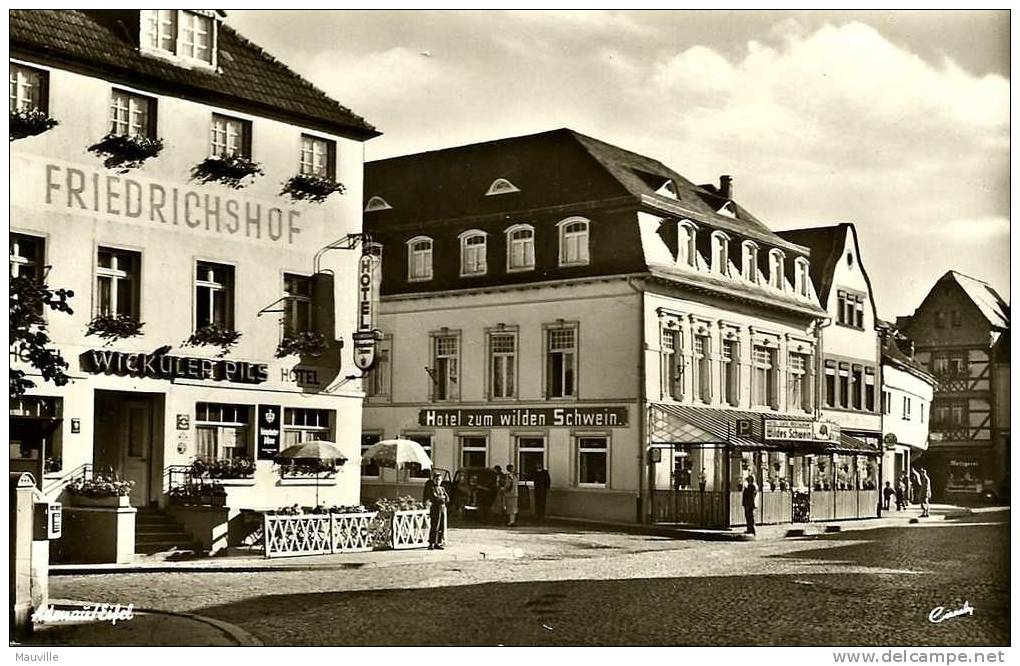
[882,480,894,511]
[895,477,907,510]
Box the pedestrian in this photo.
[911,467,922,505]
[920,468,933,518]
[504,464,520,526]
[492,465,505,521]
[533,466,551,518]
[899,472,911,506]
[882,481,894,511]
[423,469,449,550]
[742,475,758,535]
[895,475,907,511]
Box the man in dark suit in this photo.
[742,475,758,535]
[423,469,449,549]
[533,466,551,518]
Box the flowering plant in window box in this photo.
[67,474,134,499]
[190,456,255,480]
[88,133,164,172]
[278,459,343,478]
[86,313,145,343]
[280,174,346,203]
[185,324,241,357]
[10,108,59,141]
[275,330,329,358]
[191,154,264,190]
[168,482,226,507]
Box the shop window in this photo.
[10,233,44,281]
[96,247,140,319]
[109,89,156,138]
[721,339,739,406]
[459,230,487,276]
[788,353,811,412]
[283,273,312,334]
[194,261,234,329]
[195,402,250,460]
[813,455,832,491]
[10,396,63,475]
[693,333,711,403]
[864,368,876,411]
[299,134,335,179]
[283,408,331,446]
[838,363,850,408]
[366,336,391,399]
[752,345,776,408]
[431,334,460,401]
[361,432,382,478]
[834,454,855,490]
[460,435,487,468]
[546,325,577,399]
[210,113,251,158]
[407,236,433,282]
[557,218,590,267]
[731,451,759,491]
[661,326,682,400]
[402,433,433,479]
[576,436,607,487]
[516,436,546,482]
[763,451,789,492]
[506,224,535,272]
[489,331,517,399]
[9,63,48,113]
[678,222,697,268]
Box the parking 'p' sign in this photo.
[736,418,754,438]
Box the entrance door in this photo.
[121,401,152,507]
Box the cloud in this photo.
[292,46,447,107]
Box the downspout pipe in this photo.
[626,276,647,524]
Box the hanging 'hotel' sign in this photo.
[352,249,381,371]
[420,407,630,428]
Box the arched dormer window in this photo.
[741,240,759,284]
[364,196,392,212]
[506,224,535,272]
[794,257,811,297]
[407,236,433,282]
[485,178,520,196]
[717,201,737,218]
[656,179,678,199]
[459,230,487,276]
[769,249,785,290]
[711,231,730,276]
[677,220,697,268]
[557,217,590,267]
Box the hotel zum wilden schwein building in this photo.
[360,129,884,527]
[10,10,380,558]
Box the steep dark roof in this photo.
[882,335,935,384]
[9,9,379,140]
[775,224,846,305]
[943,271,1010,330]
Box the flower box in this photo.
[10,108,58,141]
[88,133,164,172]
[72,494,130,508]
[191,154,264,189]
[185,324,241,357]
[280,174,345,203]
[275,330,329,358]
[86,314,145,342]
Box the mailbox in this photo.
[33,501,61,540]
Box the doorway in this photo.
[93,390,165,507]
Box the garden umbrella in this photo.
[361,438,433,498]
[275,440,348,505]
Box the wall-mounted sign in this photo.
[257,404,282,460]
[281,366,321,387]
[70,418,81,434]
[176,414,190,430]
[735,418,754,438]
[353,252,381,372]
[82,349,268,384]
[763,419,840,443]
[883,433,898,450]
[419,407,629,428]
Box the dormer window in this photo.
[711,231,730,275]
[557,217,590,267]
[506,224,535,272]
[364,196,392,212]
[407,236,433,282]
[678,221,697,268]
[656,179,678,199]
[769,249,785,289]
[141,10,218,67]
[717,201,737,218]
[794,257,810,297]
[485,178,520,196]
[741,241,759,284]
[459,230,487,276]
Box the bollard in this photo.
[9,472,37,641]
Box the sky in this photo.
[229,10,1010,320]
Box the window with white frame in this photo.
[460,230,487,276]
[364,196,392,212]
[788,353,810,412]
[865,368,876,412]
[711,231,730,275]
[407,236,433,281]
[179,10,214,63]
[850,365,863,410]
[283,408,331,446]
[143,9,177,54]
[721,339,739,406]
[824,361,837,407]
[210,113,251,158]
[795,258,810,297]
[9,63,48,113]
[195,402,250,460]
[283,273,312,334]
[299,134,335,178]
[902,396,912,420]
[546,325,577,398]
[769,249,785,289]
[460,435,488,468]
[403,433,433,479]
[489,332,516,399]
[432,334,459,401]
[486,178,520,196]
[558,218,590,266]
[838,363,850,408]
[661,326,682,400]
[883,390,892,415]
[516,436,546,482]
[109,89,155,138]
[678,222,697,268]
[194,261,233,329]
[96,247,140,319]
[693,333,711,402]
[361,432,382,477]
[752,345,776,408]
[10,233,44,281]
[576,436,608,487]
[141,10,216,64]
[506,224,535,271]
[366,337,391,399]
[742,241,759,283]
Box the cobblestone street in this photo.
[43,508,1009,646]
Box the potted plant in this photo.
[86,313,144,343]
[191,456,255,480]
[279,459,341,478]
[88,133,164,172]
[275,330,329,358]
[66,474,134,507]
[280,174,345,203]
[10,108,58,141]
[191,154,264,189]
[185,324,241,357]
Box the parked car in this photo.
[451,467,500,521]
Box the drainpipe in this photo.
[626,277,647,524]
[813,315,833,420]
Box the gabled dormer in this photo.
[139,9,222,70]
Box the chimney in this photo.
[719,175,733,199]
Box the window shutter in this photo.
[310,272,334,338]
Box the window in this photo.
[711,232,730,275]
[194,262,233,329]
[195,403,250,460]
[546,326,578,398]
[824,361,836,407]
[850,365,863,410]
[935,311,946,329]
[179,10,213,63]
[96,248,140,319]
[109,90,155,138]
[577,436,608,487]
[432,334,459,401]
[883,390,892,415]
[407,236,433,282]
[558,218,590,266]
[902,396,911,420]
[489,332,517,399]
[752,345,775,408]
[283,408,331,446]
[143,9,177,53]
[460,436,487,468]
[361,433,382,478]
[506,225,535,271]
[209,114,251,158]
[516,436,546,482]
[838,363,850,408]
[948,352,968,376]
[693,333,711,402]
[661,326,682,400]
[366,337,391,399]
[142,10,215,64]
[678,222,697,268]
[486,178,520,196]
[10,233,44,280]
[951,310,962,327]
[789,353,810,412]
[920,401,925,423]
[282,273,312,334]
[769,249,785,289]
[855,297,865,329]
[459,231,487,276]
[299,134,335,179]
[721,339,739,406]
[742,242,758,283]
[364,196,392,212]
[864,368,876,412]
[837,291,865,329]
[9,64,47,113]
[795,258,810,297]
[933,400,968,429]
[403,434,433,479]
